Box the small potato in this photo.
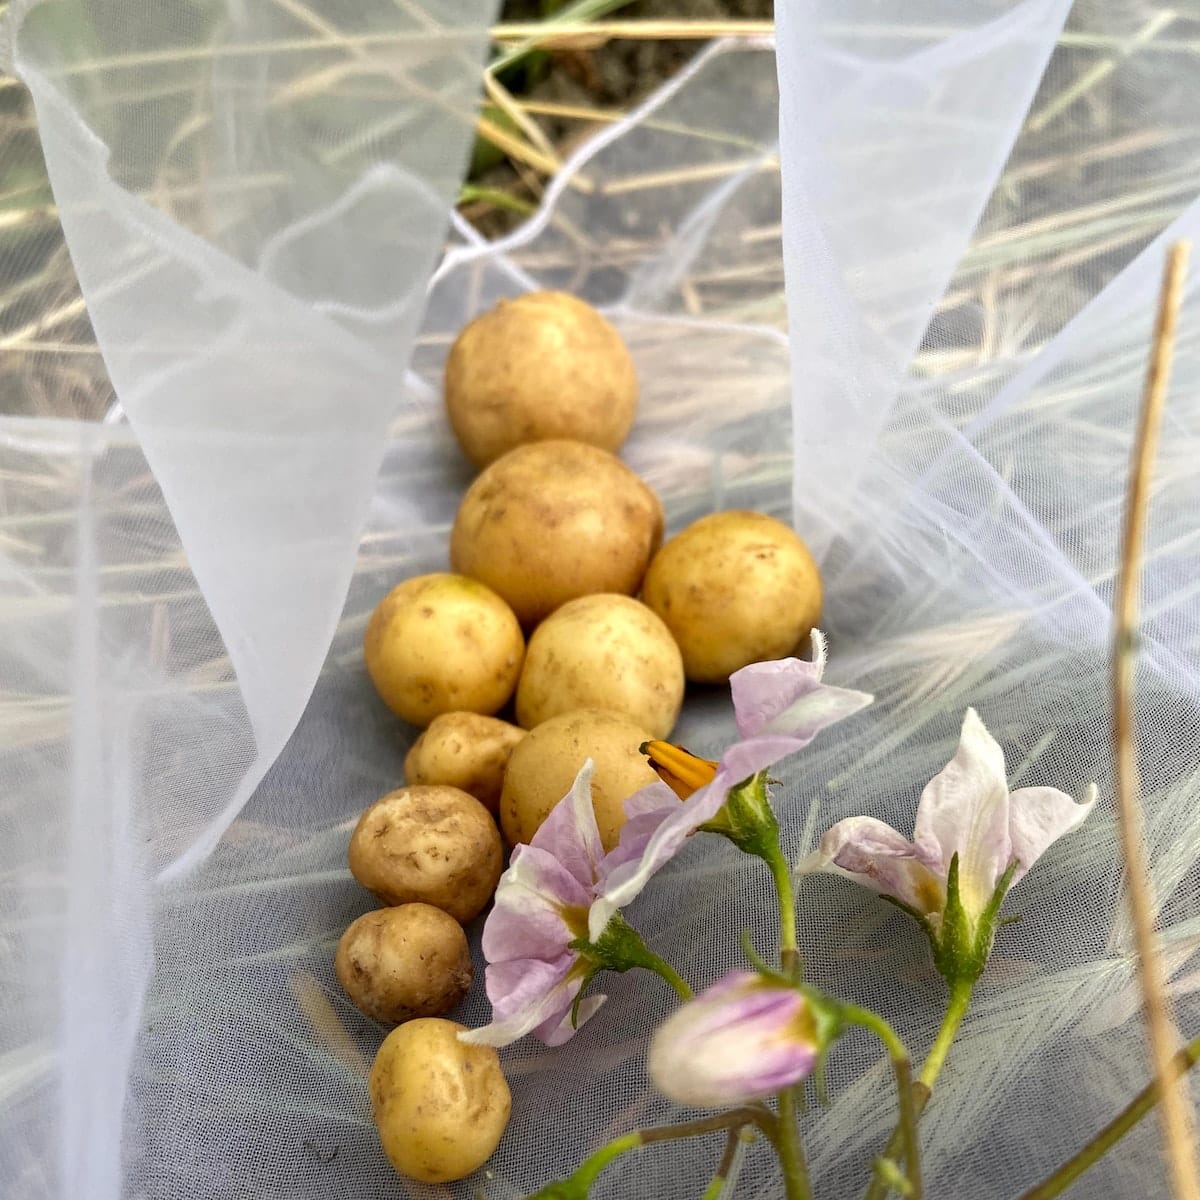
[642,510,823,683]
[516,594,684,739]
[348,786,503,923]
[500,708,663,851]
[445,290,638,467]
[404,712,525,814]
[370,1018,511,1183]
[450,440,664,627]
[336,904,472,1025]
[363,573,524,727]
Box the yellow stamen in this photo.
[640,740,719,800]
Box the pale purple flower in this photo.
[648,972,818,1108]
[589,630,873,939]
[460,759,661,1048]
[802,707,1097,930]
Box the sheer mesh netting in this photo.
[3,2,1200,1198]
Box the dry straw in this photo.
[1111,241,1197,1200]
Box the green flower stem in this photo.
[699,1127,748,1200]
[862,982,972,1200]
[529,1109,775,1198]
[842,1005,922,1200]
[769,850,801,979]
[918,981,972,1089]
[776,1085,814,1200]
[642,951,694,1002]
[1018,1034,1200,1200]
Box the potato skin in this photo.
[641,510,823,683]
[370,1018,511,1183]
[444,291,638,467]
[335,904,472,1025]
[348,786,503,923]
[450,440,664,627]
[500,708,662,852]
[404,712,525,814]
[516,594,684,739]
[363,573,524,728]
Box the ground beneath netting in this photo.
[467,0,773,236]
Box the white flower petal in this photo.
[530,759,605,891]
[537,994,607,1046]
[459,955,579,1048]
[913,708,1012,918]
[590,775,729,941]
[1007,782,1098,885]
[805,815,946,917]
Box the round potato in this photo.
[370,1018,511,1183]
[516,594,684,739]
[642,510,823,683]
[445,290,638,467]
[348,786,503,923]
[500,708,662,852]
[404,712,525,815]
[363,573,524,727]
[335,904,472,1025]
[450,440,664,626]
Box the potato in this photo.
[516,594,684,739]
[444,290,638,467]
[450,440,664,626]
[363,573,524,727]
[500,708,663,851]
[641,509,823,683]
[370,1018,511,1183]
[348,786,503,923]
[335,904,472,1025]
[404,712,525,814]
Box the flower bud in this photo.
[648,972,818,1108]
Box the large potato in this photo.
[370,1018,511,1183]
[404,712,525,814]
[348,786,503,923]
[516,594,684,739]
[335,904,472,1025]
[642,510,822,683]
[363,573,524,727]
[444,291,638,467]
[450,440,664,626]
[500,708,662,852]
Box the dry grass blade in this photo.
[1113,239,1198,1200]
[489,19,774,46]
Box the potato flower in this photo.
[463,633,872,1046]
[802,707,1097,983]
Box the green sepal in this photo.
[568,913,660,975]
[569,967,601,1031]
[931,854,1019,988]
[701,771,781,863]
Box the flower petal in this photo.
[648,972,816,1108]
[802,815,946,917]
[481,844,589,964]
[458,954,581,1048]
[1007,783,1098,885]
[589,776,729,941]
[535,993,607,1047]
[913,708,1012,918]
[602,784,681,878]
[530,758,605,891]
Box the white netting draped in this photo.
[3,2,1200,1198]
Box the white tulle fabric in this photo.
[3,2,1200,1198]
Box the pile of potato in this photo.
[337,291,824,1183]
